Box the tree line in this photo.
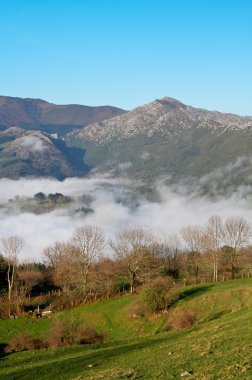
[0,215,252,316]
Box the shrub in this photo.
[0,301,17,319]
[5,318,105,353]
[79,326,105,344]
[48,318,105,348]
[50,292,84,311]
[166,309,197,330]
[126,298,151,318]
[5,332,48,353]
[140,277,175,313]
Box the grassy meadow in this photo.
[1,279,252,379]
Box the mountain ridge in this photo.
[0,96,126,134]
[65,97,252,188]
[2,96,252,189]
[68,96,252,144]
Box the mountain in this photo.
[68,97,252,142]
[0,96,126,135]
[2,96,252,191]
[67,97,252,192]
[0,127,89,179]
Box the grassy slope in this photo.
[1,279,252,379]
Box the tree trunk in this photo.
[231,250,237,280]
[130,271,136,294]
[213,260,218,282]
[82,271,88,294]
[7,264,12,301]
[195,266,199,284]
[130,282,134,294]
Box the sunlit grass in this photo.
[1,278,252,379]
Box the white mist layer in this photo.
[0,176,252,261]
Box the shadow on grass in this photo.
[0,344,8,360]
[178,284,214,302]
[207,310,231,322]
[0,335,173,379]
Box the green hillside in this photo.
[68,127,252,193]
[1,279,252,379]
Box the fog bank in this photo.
[0,175,251,261]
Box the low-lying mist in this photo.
[0,173,252,261]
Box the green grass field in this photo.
[1,279,252,379]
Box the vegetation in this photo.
[0,216,251,315]
[4,192,73,214]
[68,127,252,190]
[1,217,252,378]
[1,279,252,378]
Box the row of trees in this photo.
[0,215,252,314]
[181,215,250,282]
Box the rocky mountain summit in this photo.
[69,97,252,143]
[66,97,252,187]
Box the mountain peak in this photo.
[157,97,185,108]
[69,95,252,146]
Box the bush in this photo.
[5,318,105,353]
[48,318,105,348]
[50,292,84,311]
[126,299,151,318]
[126,277,179,318]
[79,326,105,344]
[0,301,17,319]
[140,277,175,313]
[5,332,48,353]
[166,309,197,330]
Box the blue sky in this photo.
[0,0,252,114]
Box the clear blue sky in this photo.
[1,0,252,114]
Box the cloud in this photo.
[118,162,132,170]
[0,172,252,261]
[20,136,47,152]
[141,151,150,160]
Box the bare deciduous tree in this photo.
[181,226,204,282]
[0,236,24,302]
[43,242,81,293]
[204,216,224,282]
[50,243,81,294]
[159,233,181,278]
[89,258,120,300]
[72,225,105,294]
[18,270,43,300]
[181,226,204,253]
[224,217,251,279]
[44,241,79,293]
[110,227,155,293]
[43,241,66,268]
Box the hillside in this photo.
[0,127,89,179]
[0,96,126,135]
[1,279,252,379]
[67,97,252,189]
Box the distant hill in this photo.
[0,96,126,135]
[0,127,89,179]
